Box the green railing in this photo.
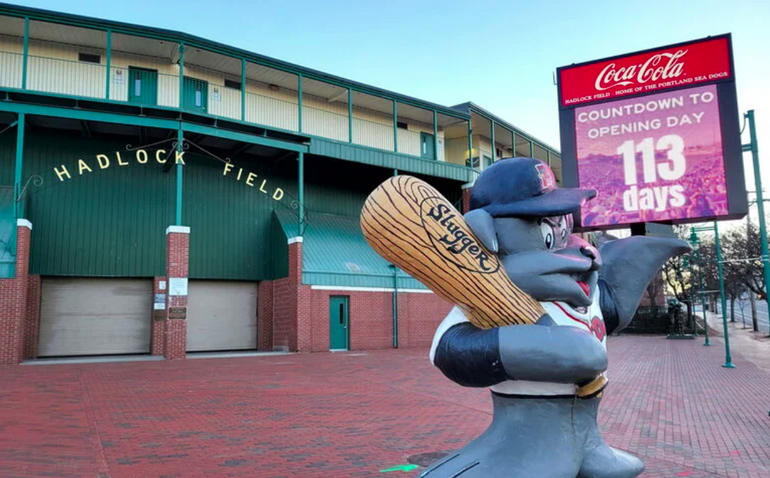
[0,49,545,166]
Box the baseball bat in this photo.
[360,175,606,398]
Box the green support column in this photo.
[393,100,398,153]
[21,17,29,89]
[175,127,183,225]
[547,150,551,166]
[433,110,438,160]
[529,140,534,157]
[511,131,516,157]
[298,74,303,133]
[14,113,25,219]
[746,110,770,335]
[105,30,112,100]
[348,88,353,143]
[241,58,246,122]
[467,119,473,168]
[714,221,734,368]
[298,151,304,235]
[490,119,496,164]
[178,43,185,110]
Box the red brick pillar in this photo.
[164,226,189,360]
[151,277,167,356]
[271,237,311,352]
[0,220,31,365]
[462,184,474,214]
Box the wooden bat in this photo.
[360,175,606,398]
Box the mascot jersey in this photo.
[429,289,607,397]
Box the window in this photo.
[195,90,202,107]
[466,156,480,169]
[496,147,503,158]
[78,53,100,64]
[134,78,141,97]
[224,79,242,91]
[397,121,408,130]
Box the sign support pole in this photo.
[745,110,770,336]
[714,221,734,368]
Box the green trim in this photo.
[464,103,559,155]
[298,150,304,235]
[298,74,303,133]
[347,87,352,144]
[178,43,184,110]
[181,122,308,153]
[433,110,438,160]
[240,58,246,121]
[0,102,309,153]
[21,16,28,89]
[302,271,426,290]
[105,29,111,99]
[308,137,473,182]
[175,126,183,225]
[490,119,496,162]
[467,118,472,166]
[14,113,24,218]
[392,100,397,152]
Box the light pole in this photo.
[691,224,734,367]
[744,110,770,337]
[689,228,710,346]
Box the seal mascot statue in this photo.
[420,157,690,478]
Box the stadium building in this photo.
[0,3,561,363]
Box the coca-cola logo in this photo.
[594,50,688,91]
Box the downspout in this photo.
[390,263,398,348]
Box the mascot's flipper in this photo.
[599,237,691,333]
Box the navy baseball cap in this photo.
[469,157,596,217]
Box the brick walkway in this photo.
[1,336,769,478]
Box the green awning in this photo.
[0,187,16,279]
[274,208,426,289]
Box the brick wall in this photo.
[164,227,189,360]
[0,222,31,365]
[261,237,452,354]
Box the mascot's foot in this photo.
[578,444,644,478]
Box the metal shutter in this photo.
[38,278,152,357]
[186,281,258,352]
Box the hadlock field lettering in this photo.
[51,148,286,203]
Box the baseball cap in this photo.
[469,157,596,217]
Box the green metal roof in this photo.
[0,187,16,278]
[274,209,426,289]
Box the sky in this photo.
[9,0,770,217]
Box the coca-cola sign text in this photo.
[559,37,732,107]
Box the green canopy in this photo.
[274,208,426,290]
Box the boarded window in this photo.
[224,79,242,91]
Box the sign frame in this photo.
[557,34,747,231]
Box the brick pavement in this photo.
[1,336,769,478]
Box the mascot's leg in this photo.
[577,397,644,478]
[419,393,586,478]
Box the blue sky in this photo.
[10,0,770,190]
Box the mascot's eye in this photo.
[540,222,554,249]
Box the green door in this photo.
[128,67,158,105]
[420,132,435,160]
[183,76,208,113]
[482,155,493,169]
[329,296,349,350]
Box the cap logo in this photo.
[535,163,556,191]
